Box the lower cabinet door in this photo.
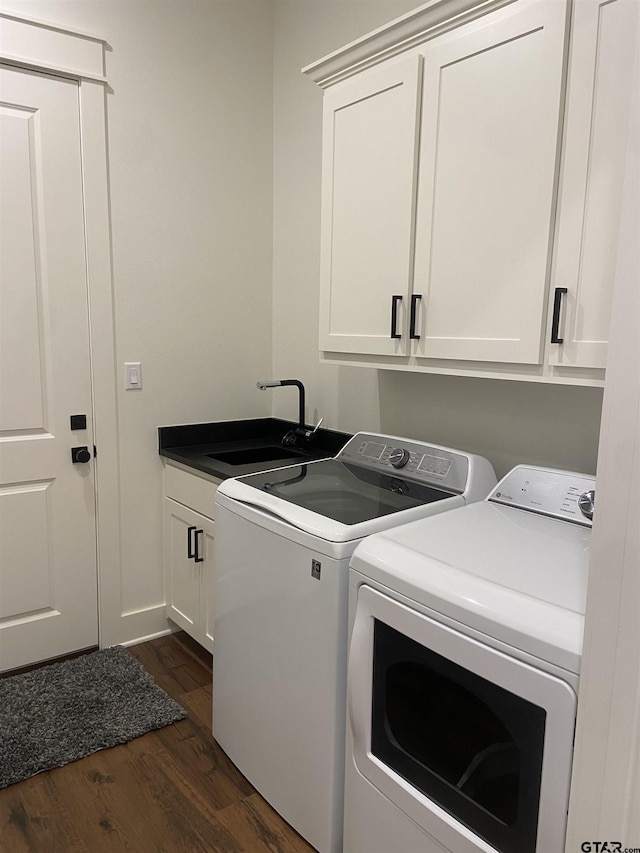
[164,497,214,652]
[199,521,215,652]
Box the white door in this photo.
[413,0,568,364]
[319,55,422,356]
[0,65,98,671]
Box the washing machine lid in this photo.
[232,459,454,521]
[217,459,467,543]
[350,500,591,674]
[216,433,497,543]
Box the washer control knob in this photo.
[389,447,410,469]
[578,489,595,520]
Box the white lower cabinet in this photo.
[163,463,221,652]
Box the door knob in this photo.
[71,446,91,464]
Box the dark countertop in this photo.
[158,417,352,480]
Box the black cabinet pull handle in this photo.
[409,294,422,340]
[187,525,196,559]
[550,287,567,343]
[391,295,402,339]
[194,529,204,563]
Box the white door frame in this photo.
[0,11,120,649]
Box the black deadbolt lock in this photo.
[70,414,87,430]
[71,446,91,464]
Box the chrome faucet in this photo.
[257,379,322,446]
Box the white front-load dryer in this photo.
[345,465,595,853]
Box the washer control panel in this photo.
[488,465,596,526]
[337,433,470,493]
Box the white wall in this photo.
[2,0,275,639]
[272,0,604,479]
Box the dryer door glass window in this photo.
[371,620,546,853]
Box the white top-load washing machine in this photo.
[345,464,595,853]
[212,432,497,853]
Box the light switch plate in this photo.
[124,361,142,390]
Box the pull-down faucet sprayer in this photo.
[257,379,320,446]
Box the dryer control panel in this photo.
[488,465,596,526]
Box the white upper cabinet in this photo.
[319,55,422,356]
[305,0,637,385]
[546,0,638,371]
[413,0,567,364]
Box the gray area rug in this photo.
[0,645,187,789]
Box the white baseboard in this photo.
[119,625,179,648]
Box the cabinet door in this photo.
[413,0,568,364]
[164,498,214,652]
[547,0,638,370]
[199,520,215,653]
[319,55,422,356]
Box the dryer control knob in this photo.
[389,447,410,469]
[578,489,595,520]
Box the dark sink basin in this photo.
[206,446,309,466]
[159,418,352,478]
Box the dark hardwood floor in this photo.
[0,633,316,852]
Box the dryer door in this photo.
[348,585,577,853]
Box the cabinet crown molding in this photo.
[302,0,515,87]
